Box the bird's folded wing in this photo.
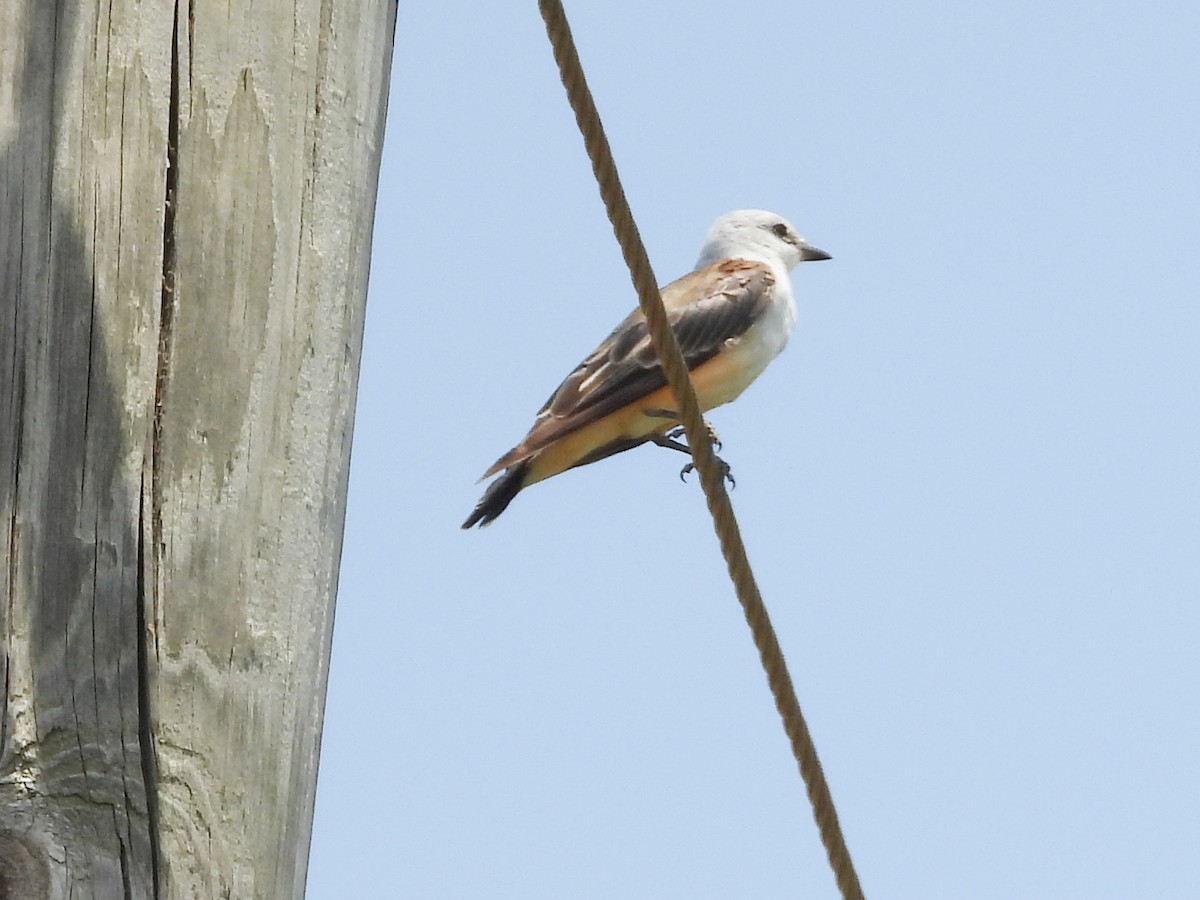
[482,258,775,477]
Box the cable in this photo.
[536,3,866,897]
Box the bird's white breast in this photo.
[697,261,796,410]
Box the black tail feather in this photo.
[461,461,530,529]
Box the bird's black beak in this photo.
[800,244,832,262]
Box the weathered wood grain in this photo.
[0,2,395,897]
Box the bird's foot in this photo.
[679,457,735,489]
[665,422,722,452]
[649,420,735,489]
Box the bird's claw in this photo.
[679,459,735,489]
[650,419,733,488]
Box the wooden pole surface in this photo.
[0,2,396,897]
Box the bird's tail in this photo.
[461,460,531,529]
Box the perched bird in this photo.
[462,209,830,528]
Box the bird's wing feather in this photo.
[483,258,775,476]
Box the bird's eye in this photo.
[770,222,790,238]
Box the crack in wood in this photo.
[140,3,190,895]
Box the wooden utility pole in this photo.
[0,1,396,897]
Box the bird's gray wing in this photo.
[482,258,775,476]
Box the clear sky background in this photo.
[307,2,1199,897]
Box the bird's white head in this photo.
[696,209,831,272]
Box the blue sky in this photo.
[308,2,1200,897]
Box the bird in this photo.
[462,209,830,529]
